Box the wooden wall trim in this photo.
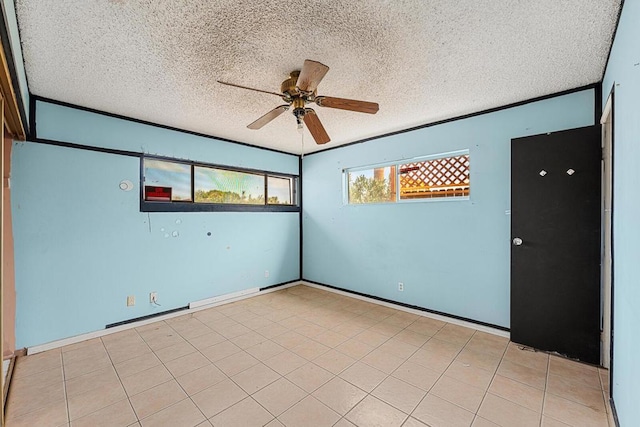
[2,133,15,362]
[0,37,24,140]
[0,95,5,426]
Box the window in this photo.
[267,176,295,205]
[399,154,469,200]
[144,159,192,201]
[195,167,265,205]
[141,156,299,212]
[345,151,469,204]
[347,166,396,204]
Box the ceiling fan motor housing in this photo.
[281,71,300,97]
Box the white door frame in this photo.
[600,94,613,368]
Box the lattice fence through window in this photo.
[399,154,470,199]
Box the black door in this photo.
[511,125,601,364]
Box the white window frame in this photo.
[343,149,470,206]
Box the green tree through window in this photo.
[348,166,395,204]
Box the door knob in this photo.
[512,237,523,246]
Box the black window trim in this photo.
[140,155,300,213]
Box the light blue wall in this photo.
[302,90,595,328]
[12,103,300,348]
[36,101,298,175]
[602,1,640,424]
[2,0,29,126]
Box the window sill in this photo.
[141,202,300,213]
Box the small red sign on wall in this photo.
[145,186,172,201]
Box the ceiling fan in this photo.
[217,60,379,145]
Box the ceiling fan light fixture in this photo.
[218,59,379,145]
[292,96,306,124]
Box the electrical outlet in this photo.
[150,292,158,303]
[398,282,404,292]
[127,295,135,306]
[264,270,269,278]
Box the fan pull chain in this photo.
[300,123,305,158]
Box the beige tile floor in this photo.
[5,285,613,427]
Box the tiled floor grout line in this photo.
[278,311,372,424]
[59,350,71,426]
[322,313,436,424]
[167,315,235,425]
[597,368,612,423]
[159,320,213,424]
[260,312,369,425]
[222,308,414,425]
[244,308,331,424]
[151,356,208,424]
[275,304,360,421]
[127,326,160,424]
[402,328,472,424]
[469,332,510,427]
[139,322,192,419]
[295,308,490,425]
[540,356,551,427]
[310,293,501,424]
[99,331,145,425]
[157,309,311,425]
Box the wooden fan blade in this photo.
[247,105,289,130]
[218,80,283,97]
[303,109,330,145]
[296,60,329,93]
[316,96,379,114]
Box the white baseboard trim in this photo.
[301,281,510,339]
[27,280,508,355]
[189,287,260,309]
[27,281,302,355]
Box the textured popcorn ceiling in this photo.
[16,1,621,154]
